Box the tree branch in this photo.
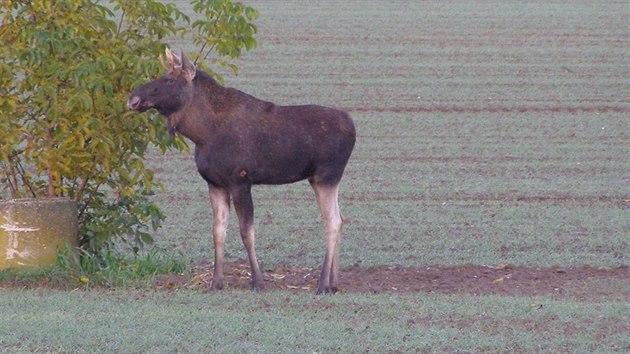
[14,157,37,198]
[116,9,125,38]
[75,176,89,202]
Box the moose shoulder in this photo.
[128,49,355,294]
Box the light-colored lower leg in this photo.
[231,184,264,292]
[208,184,230,291]
[330,206,344,288]
[312,182,343,294]
[240,224,264,291]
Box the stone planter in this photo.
[0,198,78,269]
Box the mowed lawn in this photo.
[1,1,629,352]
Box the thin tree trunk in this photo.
[46,127,55,197]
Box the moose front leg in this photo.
[231,183,265,292]
[208,184,230,291]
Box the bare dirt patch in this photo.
[155,260,630,300]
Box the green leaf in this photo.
[245,7,259,20]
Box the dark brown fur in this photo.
[128,49,355,293]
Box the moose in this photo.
[128,48,356,294]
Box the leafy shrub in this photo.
[0,0,257,253]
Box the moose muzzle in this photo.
[127,96,142,111]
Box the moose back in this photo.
[128,49,356,294]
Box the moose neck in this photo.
[167,72,234,147]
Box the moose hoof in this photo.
[207,280,224,292]
[251,281,264,293]
[316,286,339,295]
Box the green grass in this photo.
[0,248,187,290]
[150,1,629,268]
[1,1,629,352]
[1,290,628,353]
[146,111,628,268]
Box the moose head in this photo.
[127,48,197,116]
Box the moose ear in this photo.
[159,52,170,70]
[164,47,178,67]
[179,49,196,81]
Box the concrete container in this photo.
[0,198,78,269]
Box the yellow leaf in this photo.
[493,274,512,284]
[80,275,89,284]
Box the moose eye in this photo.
[166,78,176,85]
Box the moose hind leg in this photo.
[208,184,230,291]
[231,184,264,292]
[330,209,344,289]
[311,181,343,294]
